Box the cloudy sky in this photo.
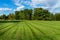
[0,0,60,15]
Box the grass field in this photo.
[0,20,60,40]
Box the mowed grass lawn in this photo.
[0,20,60,40]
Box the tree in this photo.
[23,9,29,20]
[19,10,25,20]
[0,14,6,20]
[34,8,43,20]
[8,13,15,20]
[15,11,20,20]
[28,9,32,20]
[55,13,60,21]
[34,8,51,20]
[42,9,51,20]
[0,8,56,21]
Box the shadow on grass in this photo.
[0,20,23,23]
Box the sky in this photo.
[0,0,60,15]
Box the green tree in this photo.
[34,8,51,20]
[23,9,32,20]
[19,10,25,20]
[55,13,60,21]
[42,9,51,20]
[0,14,6,20]
[28,9,32,20]
[15,11,20,20]
[8,13,15,20]
[23,9,29,20]
[34,8,43,20]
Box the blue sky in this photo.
[0,0,60,15]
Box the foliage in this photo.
[34,8,51,20]
[0,8,60,21]
[8,13,15,20]
[55,13,60,21]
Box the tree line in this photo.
[0,8,60,21]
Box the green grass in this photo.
[0,20,60,40]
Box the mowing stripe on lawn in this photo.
[23,22,37,40]
[15,22,25,40]
[0,23,14,30]
[33,21,60,30]
[25,22,41,40]
[30,21,60,40]
[31,21,60,34]
[25,21,46,40]
[26,21,55,40]
[10,23,20,39]
[0,22,18,36]
[0,22,20,40]
[0,21,60,40]
[31,22,60,32]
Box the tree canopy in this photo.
[0,8,60,21]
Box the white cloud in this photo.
[13,0,48,8]
[30,0,48,8]
[40,6,49,9]
[15,6,24,11]
[31,0,60,13]
[31,0,48,4]
[12,0,50,11]
[49,0,60,13]
[13,0,25,11]
[12,0,60,13]
[51,0,60,10]
[14,0,21,6]
[0,8,12,11]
